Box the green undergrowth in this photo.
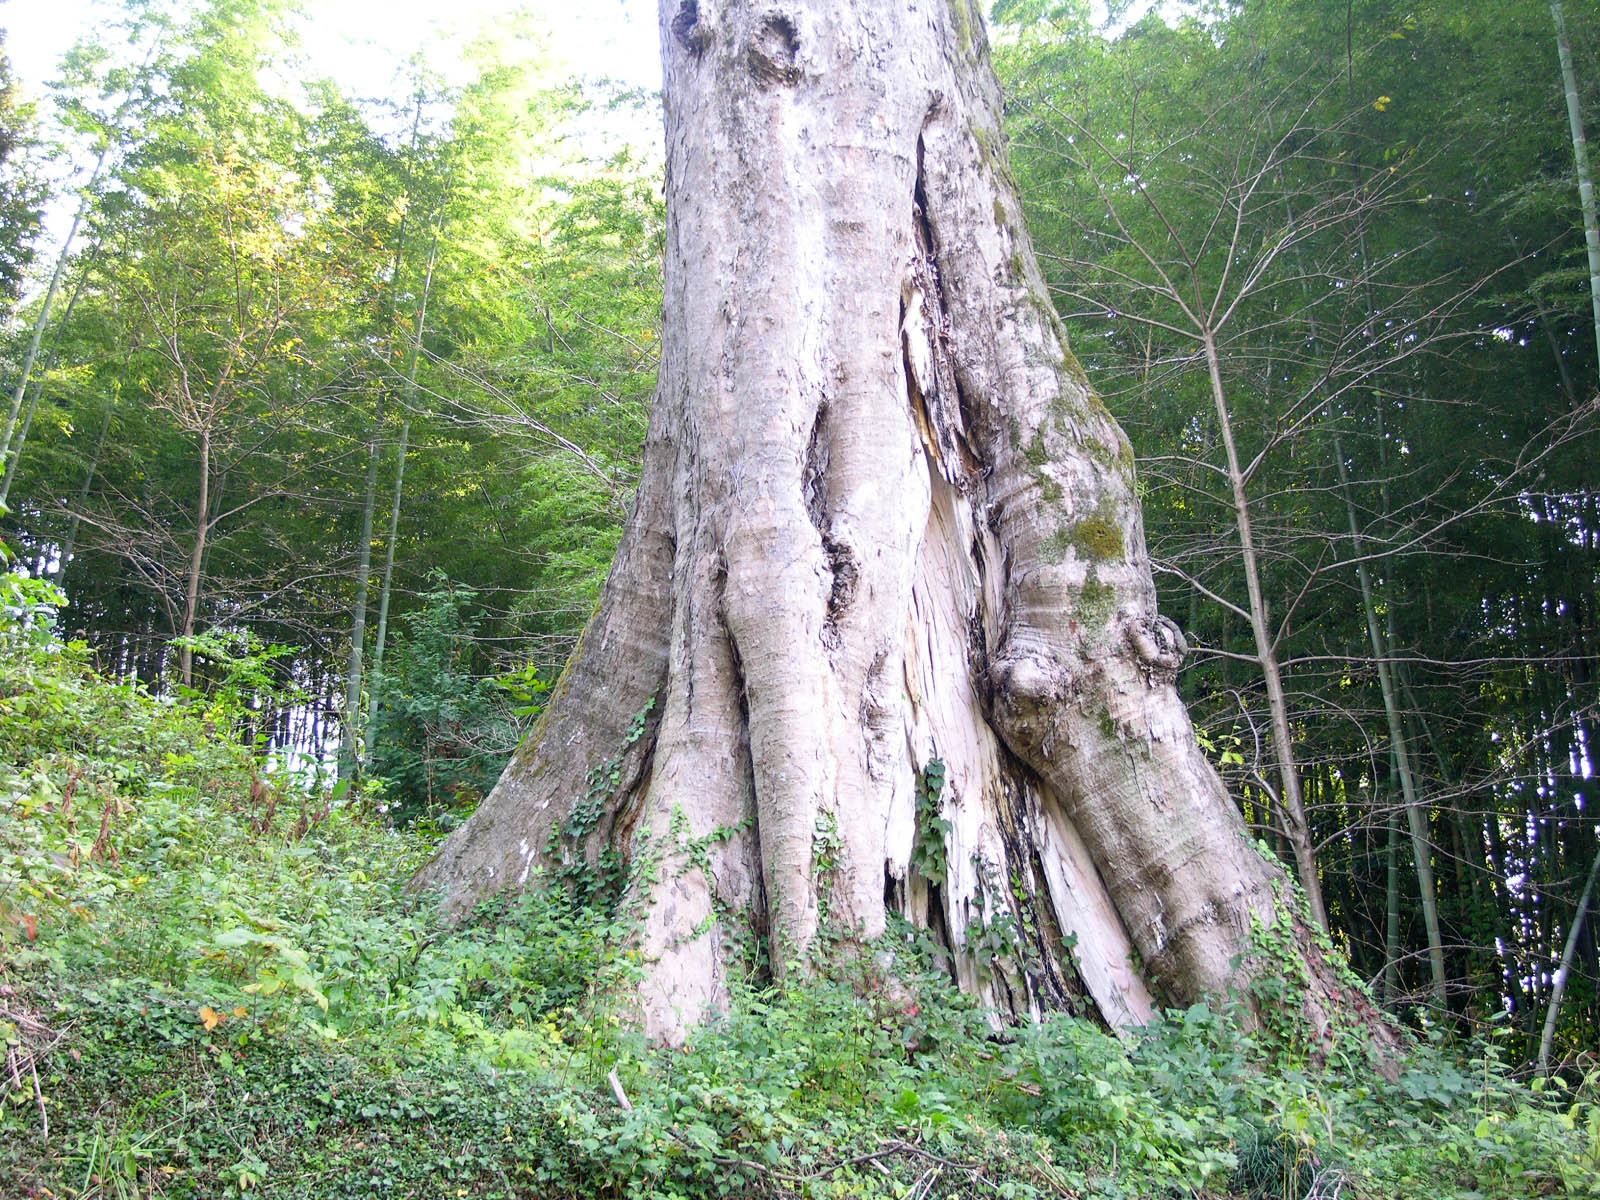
[2,567,1598,1199]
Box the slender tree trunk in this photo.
[1539,843,1600,1072]
[1551,0,1600,380]
[1,382,42,509]
[1403,672,1498,990]
[341,102,439,781]
[3,34,162,484]
[365,221,440,761]
[0,176,100,479]
[54,400,115,587]
[339,397,384,782]
[178,428,211,689]
[0,246,97,509]
[1336,443,1447,1008]
[415,0,1392,1050]
[366,417,408,713]
[1382,797,1402,1002]
[1200,331,1328,931]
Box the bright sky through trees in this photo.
[6,0,662,257]
[8,0,662,97]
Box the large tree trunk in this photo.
[415,0,1382,1046]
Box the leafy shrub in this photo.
[366,572,531,827]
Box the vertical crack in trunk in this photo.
[801,400,830,531]
[720,611,769,967]
[897,125,1119,1026]
[800,402,860,646]
[1027,844,1091,1014]
[906,138,983,491]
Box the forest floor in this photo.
[2,619,1597,1199]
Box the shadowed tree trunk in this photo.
[415,0,1390,1047]
[1551,0,1600,378]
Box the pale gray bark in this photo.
[177,427,210,689]
[1,247,98,510]
[1026,87,1337,934]
[365,412,408,745]
[344,96,437,780]
[0,381,41,509]
[4,36,160,484]
[1551,0,1600,380]
[415,0,1386,1047]
[364,216,440,761]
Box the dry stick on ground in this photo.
[1,999,67,1142]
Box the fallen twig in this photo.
[607,1066,633,1112]
[30,1049,46,1141]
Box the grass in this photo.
[2,570,1598,1199]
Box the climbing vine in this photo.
[910,758,951,883]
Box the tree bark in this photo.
[177,427,210,690]
[0,149,106,483]
[1538,842,1600,1073]
[414,0,1386,1047]
[365,217,441,763]
[338,396,383,782]
[0,245,98,510]
[1551,0,1600,382]
[1382,796,1402,1003]
[365,413,408,742]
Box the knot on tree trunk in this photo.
[988,650,1074,753]
[748,12,802,87]
[672,0,714,56]
[1126,614,1187,684]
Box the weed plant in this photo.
[2,565,1597,1198]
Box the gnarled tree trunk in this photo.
[415,0,1380,1046]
